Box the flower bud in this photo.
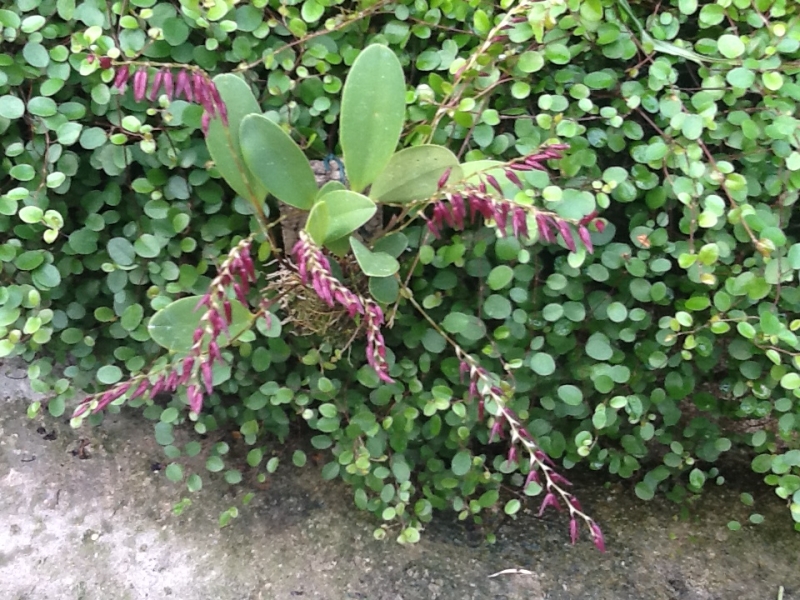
[133,68,148,102]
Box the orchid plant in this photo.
[74,43,605,551]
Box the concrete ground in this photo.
[1,361,799,600]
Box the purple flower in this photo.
[550,472,572,488]
[133,68,148,102]
[94,382,131,412]
[437,167,452,189]
[165,369,179,391]
[149,69,164,101]
[175,69,193,101]
[555,219,577,252]
[293,232,392,383]
[524,468,540,489]
[578,225,594,254]
[505,169,523,188]
[180,356,195,385]
[570,518,579,545]
[536,214,554,242]
[187,384,204,413]
[507,445,517,465]
[537,492,561,516]
[488,418,504,443]
[590,521,606,552]
[459,361,470,383]
[484,173,502,194]
[113,65,130,91]
[162,69,174,100]
[130,378,150,400]
[201,361,213,395]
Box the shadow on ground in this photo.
[1,363,798,600]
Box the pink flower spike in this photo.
[459,361,470,383]
[437,167,452,189]
[512,208,527,239]
[450,194,466,229]
[149,69,164,101]
[534,449,557,468]
[488,419,504,443]
[556,219,577,252]
[550,472,572,487]
[507,445,517,465]
[150,375,166,398]
[209,340,222,363]
[188,384,204,413]
[505,169,523,188]
[494,202,510,236]
[180,356,195,385]
[130,378,150,400]
[133,68,148,102]
[578,225,594,254]
[201,111,211,135]
[537,492,561,516]
[165,370,179,391]
[536,214,554,243]
[201,361,213,395]
[484,173,503,195]
[590,521,606,552]
[162,69,174,100]
[524,468,540,489]
[208,82,228,125]
[193,72,213,115]
[194,295,210,312]
[113,65,130,91]
[570,518,579,545]
[579,210,599,226]
[175,69,193,101]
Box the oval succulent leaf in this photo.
[318,190,377,243]
[350,237,400,277]
[148,296,251,353]
[340,44,406,193]
[239,114,318,210]
[304,200,330,246]
[317,179,346,199]
[370,145,462,204]
[205,74,267,204]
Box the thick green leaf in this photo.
[206,74,267,204]
[350,237,399,277]
[240,114,317,209]
[319,190,377,242]
[317,179,346,198]
[304,200,329,246]
[340,44,406,192]
[370,145,461,204]
[148,296,252,353]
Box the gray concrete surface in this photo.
[1,360,799,600]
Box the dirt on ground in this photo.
[1,361,799,600]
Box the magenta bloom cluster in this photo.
[428,146,604,254]
[73,240,257,418]
[459,354,606,552]
[292,232,392,384]
[112,65,228,133]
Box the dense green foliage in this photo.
[3,0,800,541]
